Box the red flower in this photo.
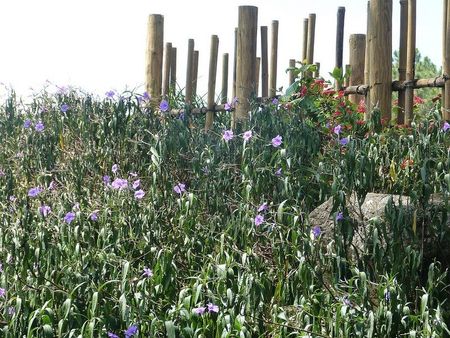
[357,100,366,113]
[413,96,425,105]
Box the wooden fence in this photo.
[145,0,450,131]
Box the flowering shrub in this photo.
[0,83,448,337]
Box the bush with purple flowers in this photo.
[0,80,448,338]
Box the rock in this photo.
[308,192,449,265]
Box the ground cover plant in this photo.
[0,77,449,337]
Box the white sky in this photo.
[0,0,443,99]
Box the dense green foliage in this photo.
[0,77,449,337]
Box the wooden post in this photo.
[255,57,261,96]
[205,35,219,131]
[444,0,450,120]
[232,27,238,100]
[306,13,316,76]
[314,62,320,78]
[364,1,371,115]
[349,34,366,104]
[162,42,172,97]
[336,7,346,70]
[368,0,392,123]
[405,0,416,125]
[302,18,309,63]
[192,50,199,98]
[261,26,269,97]
[398,0,408,124]
[221,53,229,104]
[234,6,258,124]
[289,59,296,85]
[170,47,177,91]
[269,20,279,97]
[185,39,194,105]
[145,14,164,101]
[442,0,448,113]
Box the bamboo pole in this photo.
[234,6,258,124]
[349,34,366,104]
[445,0,450,120]
[185,39,194,105]
[306,13,316,76]
[205,35,219,132]
[364,1,371,115]
[442,0,448,114]
[192,50,199,98]
[302,18,309,63]
[269,20,279,97]
[289,59,296,85]
[336,7,346,70]
[397,0,408,124]
[368,0,392,123]
[261,26,269,98]
[405,0,416,125]
[145,14,164,101]
[162,42,172,97]
[170,47,177,91]
[255,57,261,96]
[221,53,229,104]
[232,27,238,100]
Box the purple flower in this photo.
[7,307,15,316]
[38,205,51,217]
[134,189,145,200]
[343,296,351,306]
[312,226,321,239]
[124,325,138,338]
[272,98,279,105]
[254,214,264,226]
[223,130,234,142]
[232,97,238,105]
[64,212,76,224]
[90,210,99,221]
[9,196,16,202]
[340,137,349,146]
[48,181,56,190]
[103,175,111,185]
[142,267,153,278]
[107,333,119,338]
[207,303,219,313]
[143,92,150,101]
[0,288,5,297]
[60,104,69,113]
[271,135,282,147]
[336,212,344,222]
[334,124,342,135]
[193,306,206,315]
[257,202,268,213]
[132,179,140,189]
[35,121,45,132]
[112,164,119,174]
[23,119,32,129]
[174,183,186,195]
[105,90,115,98]
[442,121,450,132]
[159,100,169,112]
[243,130,252,141]
[224,102,232,111]
[111,178,128,190]
[28,187,42,198]
[275,168,282,177]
